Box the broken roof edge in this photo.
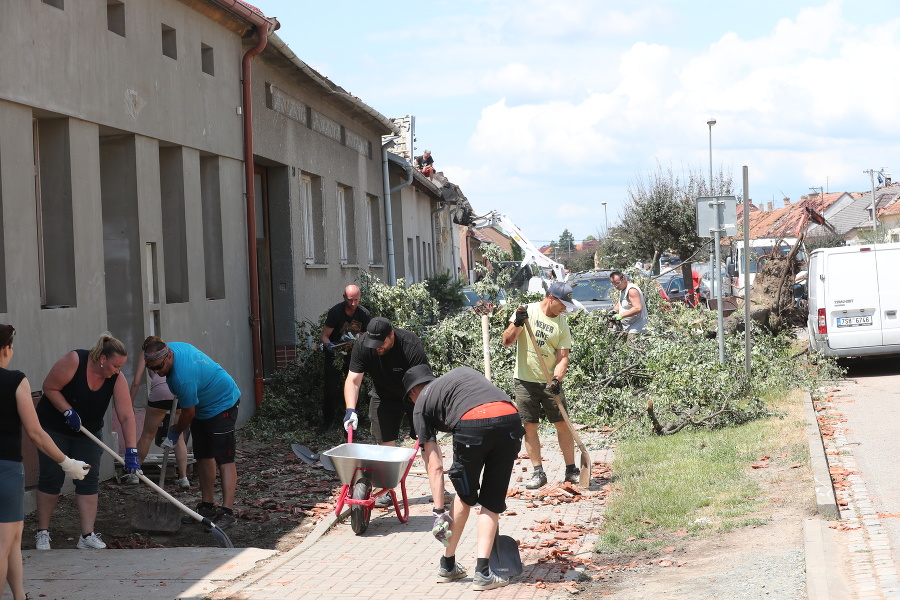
[208,0,280,32]
[266,32,400,136]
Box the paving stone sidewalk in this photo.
[213,435,611,600]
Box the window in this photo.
[337,186,356,264]
[161,24,177,59]
[200,156,225,299]
[159,147,189,303]
[107,1,125,36]
[33,118,76,308]
[366,194,382,265]
[42,0,64,9]
[300,174,326,264]
[893,233,899,243]
[201,43,215,76]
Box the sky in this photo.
[250,0,900,246]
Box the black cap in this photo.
[403,364,436,398]
[362,317,393,349]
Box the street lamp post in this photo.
[707,118,716,190]
[601,202,608,236]
[864,169,880,241]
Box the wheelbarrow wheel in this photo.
[350,477,372,535]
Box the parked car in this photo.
[569,272,615,313]
[656,272,711,305]
[461,286,507,311]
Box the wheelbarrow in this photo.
[323,428,420,535]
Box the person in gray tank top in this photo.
[610,271,648,340]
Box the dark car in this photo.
[569,272,615,313]
[656,273,710,305]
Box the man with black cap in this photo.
[501,281,579,489]
[403,364,524,591]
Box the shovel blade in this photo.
[291,443,335,471]
[490,534,523,577]
[131,499,182,533]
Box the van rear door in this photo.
[877,246,900,346]
[825,247,881,350]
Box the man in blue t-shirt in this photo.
[146,339,241,529]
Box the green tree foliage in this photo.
[424,272,465,318]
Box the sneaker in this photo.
[121,473,139,485]
[437,562,467,583]
[175,477,191,489]
[76,532,106,550]
[182,502,218,524]
[375,490,394,508]
[525,470,547,490]
[472,570,509,591]
[564,467,581,484]
[35,530,51,551]
[212,509,236,529]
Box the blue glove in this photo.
[160,427,180,449]
[431,510,452,547]
[124,447,141,474]
[63,409,81,431]
[343,409,358,432]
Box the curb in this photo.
[803,390,840,520]
[804,518,852,600]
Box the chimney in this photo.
[783,197,791,207]
[767,202,773,211]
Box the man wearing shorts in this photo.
[403,364,524,591]
[146,339,241,529]
[501,281,578,489]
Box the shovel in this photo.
[490,532,523,577]
[80,428,234,548]
[291,443,335,471]
[522,317,592,487]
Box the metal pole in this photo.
[869,169,877,241]
[707,118,716,190]
[713,213,725,365]
[602,202,608,235]
[743,166,751,377]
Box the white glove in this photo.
[58,456,90,480]
[343,409,358,432]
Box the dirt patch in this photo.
[24,428,352,552]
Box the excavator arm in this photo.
[469,211,567,283]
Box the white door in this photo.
[876,245,900,346]
[825,248,882,350]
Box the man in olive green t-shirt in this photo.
[501,282,578,489]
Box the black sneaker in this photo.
[564,467,581,484]
[525,470,547,490]
[213,509,236,529]
[182,502,217,524]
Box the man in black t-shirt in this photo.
[404,365,524,591]
[318,285,370,433]
[342,317,428,446]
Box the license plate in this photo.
[836,316,873,327]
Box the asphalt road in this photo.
[833,356,900,564]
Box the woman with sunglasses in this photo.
[0,324,89,600]
[33,332,138,550]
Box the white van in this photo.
[806,242,900,358]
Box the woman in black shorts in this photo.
[0,324,89,600]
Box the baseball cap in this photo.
[362,317,393,349]
[548,281,581,312]
[403,364,437,398]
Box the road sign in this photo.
[695,196,738,237]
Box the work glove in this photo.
[614,314,623,321]
[431,509,452,547]
[63,408,82,432]
[513,306,528,327]
[160,427,180,449]
[123,447,141,475]
[58,456,90,480]
[343,408,358,432]
[547,377,562,396]
[322,342,335,353]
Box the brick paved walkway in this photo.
[214,435,611,600]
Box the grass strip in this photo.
[596,390,808,554]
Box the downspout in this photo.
[430,203,443,275]
[241,25,270,408]
[380,146,414,285]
